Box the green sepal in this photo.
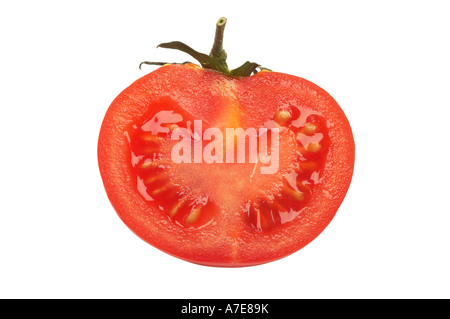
[230,61,261,77]
[157,41,229,74]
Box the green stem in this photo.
[209,17,228,69]
[141,17,262,77]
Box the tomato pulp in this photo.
[98,63,354,267]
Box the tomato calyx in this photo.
[140,17,268,77]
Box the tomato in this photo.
[98,18,354,267]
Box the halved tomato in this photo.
[98,18,354,267]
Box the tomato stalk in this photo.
[140,17,263,77]
[209,17,228,72]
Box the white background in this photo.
[1,0,449,299]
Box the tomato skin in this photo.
[98,63,354,267]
